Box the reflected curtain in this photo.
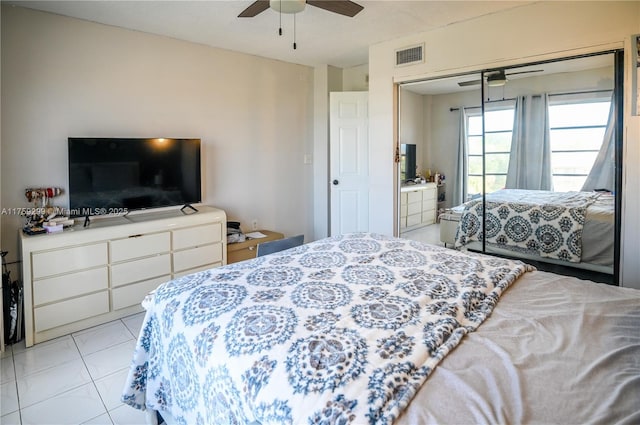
[452,108,468,205]
[505,94,553,190]
[582,96,615,192]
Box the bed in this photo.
[442,189,614,274]
[122,232,639,424]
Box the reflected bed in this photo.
[443,189,614,274]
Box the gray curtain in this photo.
[452,108,468,205]
[582,96,615,192]
[505,94,553,191]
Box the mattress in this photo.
[121,233,638,424]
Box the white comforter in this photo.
[122,233,533,424]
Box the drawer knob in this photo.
[249,246,255,251]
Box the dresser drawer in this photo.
[110,232,170,263]
[422,209,436,225]
[408,202,422,215]
[173,223,222,250]
[112,275,169,310]
[32,243,108,279]
[423,188,437,201]
[174,244,222,272]
[423,199,436,210]
[227,246,257,264]
[407,190,422,204]
[33,267,108,306]
[407,213,422,227]
[34,291,109,332]
[111,253,171,287]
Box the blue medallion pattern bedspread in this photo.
[454,190,602,263]
[122,233,534,424]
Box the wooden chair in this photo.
[256,234,304,257]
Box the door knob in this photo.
[332,179,339,185]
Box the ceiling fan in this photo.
[458,69,544,87]
[238,0,364,18]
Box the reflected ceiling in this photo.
[402,55,613,96]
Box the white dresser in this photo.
[400,183,437,230]
[20,205,226,347]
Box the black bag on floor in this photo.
[2,251,23,344]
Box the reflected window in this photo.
[466,95,611,196]
[467,106,515,198]
[548,94,611,191]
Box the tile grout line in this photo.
[86,316,141,425]
[6,344,20,422]
[72,328,112,424]
[77,318,141,424]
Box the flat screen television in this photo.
[68,138,201,217]
[401,143,417,182]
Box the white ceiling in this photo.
[8,0,534,68]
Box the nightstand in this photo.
[227,230,284,264]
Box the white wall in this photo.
[0,6,315,265]
[343,64,369,91]
[369,1,640,287]
[424,90,480,208]
[399,88,424,176]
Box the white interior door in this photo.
[330,91,369,236]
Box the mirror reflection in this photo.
[399,53,618,283]
[400,143,417,182]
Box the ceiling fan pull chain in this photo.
[293,13,297,49]
[279,0,283,35]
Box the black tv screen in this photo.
[68,138,201,216]
[401,143,417,182]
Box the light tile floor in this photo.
[1,312,148,425]
[400,223,442,246]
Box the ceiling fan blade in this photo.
[506,69,544,76]
[306,0,364,17]
[458,79,481,87]
[238,0,270,17]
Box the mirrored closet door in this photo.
[398,51,622,284]
[398,73,482,246]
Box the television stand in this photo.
[181,204,198,214]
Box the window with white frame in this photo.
[548,93,612,192]
[466,105,515,198]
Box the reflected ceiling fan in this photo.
[238,0,364,18]
[458,69,544,87]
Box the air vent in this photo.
[395,44,424,67]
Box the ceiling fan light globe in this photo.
[487,78,507,87]
[270,0,306,14]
